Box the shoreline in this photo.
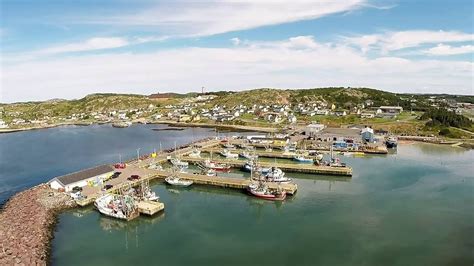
[0,184,76,265]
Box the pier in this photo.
[59,137,356,209]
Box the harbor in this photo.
[45,133,357,220]
[0,124,472,265]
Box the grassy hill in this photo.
[209,87,414,108]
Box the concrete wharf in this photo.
[182,157,352,176]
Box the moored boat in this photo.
[247,182,286,201]
[165,175,193,187]
[386,136,398,148]
[169,158,189,168]
[94,194,139,221]
[293,155,313,163]
[199,159,231,172]
[220,149,239,159]
[264,167,292,183]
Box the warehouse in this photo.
[48,164,115,192]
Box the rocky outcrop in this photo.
[0,184,76,265]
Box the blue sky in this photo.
[1,0,473,102]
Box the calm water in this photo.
[0,124,245,205]
[1,125,473,265]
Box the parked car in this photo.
[72,186,82,192]
[127,174,140,181]
[111,172,121,179]
[114,163,126,169]
[103,184,114,191]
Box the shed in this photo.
[49,164,115,192]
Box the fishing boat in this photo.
[247,182,286,201]
[264,167,292,183]
[199,159,231,172]
[165,174,193,187]
[330,157,347,167]
[94,194,139,221]
[220,149,239,159]
[242,161,270,173]
[240,151,258,160]
[202,168,217,176]
[386,136,398,148]
[169,158,189,168]
[293,155,313,163]
[222,143,235,149]
[188,148,201,158]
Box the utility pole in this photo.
[136,148,141,161]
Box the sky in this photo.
[0,0,473,103]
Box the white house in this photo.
[305,123,326,137]
[0,120,9,129]
[49,165,115,192]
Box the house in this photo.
[334,110,347,116]
[288,114,297,124]
[178,114,192,122]
[377,106,403,114]
[0,120,9,128]
[360,112,375,118]
[361,127,374,143]
[49,164,115,192]
[305,124,326,137]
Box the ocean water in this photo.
[1,125,473,265]
[0,124,244,205]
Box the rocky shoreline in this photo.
[0,184,76,265]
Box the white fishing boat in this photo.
[188,148,201,158]
[242,161,270,173]
[202,168,217,176]
[94,194,139,221]
[169,158,189,168]
[220,149,239,159]
[165,175,193,187]
[240,151,258,160]
[199,159,231,172]
[222,143,235,149]
[293,155,313,163]
[265,167,292,183]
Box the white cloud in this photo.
[230,38,241,46]
[2,35,472,102]
[346,30,474,53]
[424,44,474,56]
[84,0,365,37]
[38,37,130,54]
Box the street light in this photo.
[136,148,141,161]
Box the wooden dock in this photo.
[152,170,298,195]
[181,157,353,176]
[137,200,164,215]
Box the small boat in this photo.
[94,194,139,221]
[220,149,239,159]
[386,136,398,148]
[248,182,286,201]
[169,158,189,168]
[264,167,292,183]
[188,148,201,158]
[165,175,193,187]
[293,155,313,163]
[202,168,217,176]
[242,161,270,173]
[199,159,231,172]
[240,151,258,160]
[329,158,347,167]
[222,143,235,149]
